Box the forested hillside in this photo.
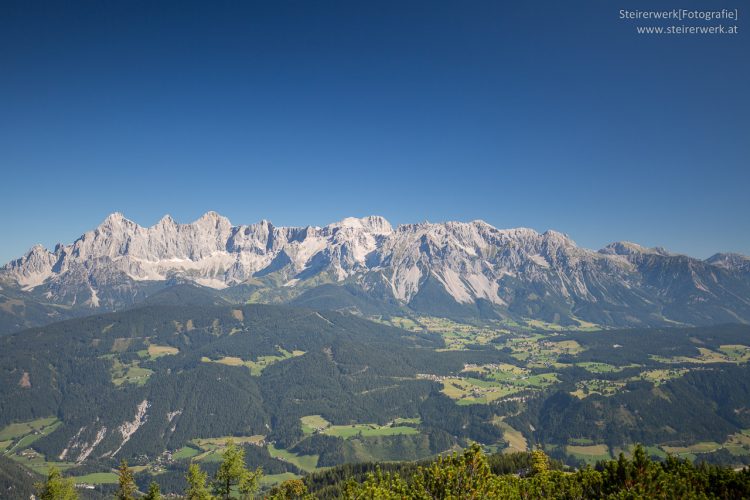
[2,296,750,495]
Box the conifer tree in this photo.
[531,448,549,476]
[116,460,137,500]
[185,462,213,500]
[143,481,162,500]
[268,478,312,499]
[35,466,78,500]
[213,440,263,499]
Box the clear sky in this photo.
[1,0,748,264]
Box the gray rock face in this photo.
[2,212,749,327]
[706,253,750,274]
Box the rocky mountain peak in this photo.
[599,241,672,257]
[3,244,56,289]
[195,211,231,228]
[707,253,750,273]
[2,212,749,329]
[328,215,393,235]
[98,212,133,229]
[156,214,177,227]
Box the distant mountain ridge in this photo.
[1,212,749,331]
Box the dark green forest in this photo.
[2,296,750,497]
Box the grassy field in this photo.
[501,335,584,369]
[372,315,512,351]
[517,373,559,388]
[464,362,527,379]
[441,377,520,405]
[193,435,265,449]
[245,349,306,376]
[569,438,595,445]
[372,315,600,344]
[420,317,511,351]
[566,444,611,463]
[268,444,318,473]
[71,472,119,484]
[637,368,689,385]
[661,441,723,455]
[301,415,421,439]
[173,445,201,460]
[724,429,750,456]
[644,446,668,459]
[718,345,750,363]
[1,417,62,456]
[146,344,179,358]
[323,424,419,439]
[9,448,76,475]
[651,346,748,365]
[339,435,436,463]
[374,314,597,382]
[440,363,558,405]
[201,348,305,376]
[525,319,600,332]
[553,340,584,351]
[300,415,331,434]
[1,418,76,475]
[643,431,750,462]
[202,356,245,366]
[479,364,559,389]
[493,417,528,452]
[575,362,631,374]
[0,417,59,441]
[189,435,266,463]
[195,450,223,462]
[392,417,421,425]
[111,359,153,386]
[571,365,692,399]
[494,317,601,333]
[571,379,626,399]
[260,472,300,488]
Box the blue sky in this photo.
[1,0,748,264]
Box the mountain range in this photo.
[2,211,749,333]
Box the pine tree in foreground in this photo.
[35,466,78,500]
[184,439,262,500]
[185,462,213,500]
[268,478,314,499]
[143,480,162,500]
[342,444,750,499]
[116,460,137,500]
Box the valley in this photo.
[1,294,750,496]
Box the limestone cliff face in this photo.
[3,212,750,327]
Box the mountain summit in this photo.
[2,212,749,331]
